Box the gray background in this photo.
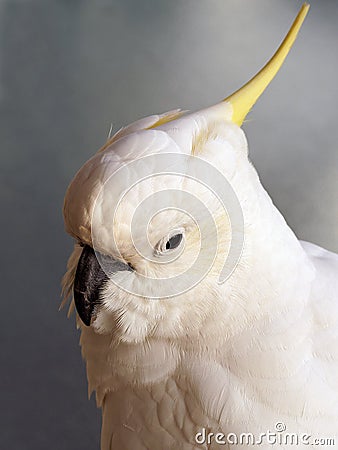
[1,0,337,449]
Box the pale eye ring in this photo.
[155,229,185,255]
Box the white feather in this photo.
[62,101,338,449]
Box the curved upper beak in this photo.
[74,245,132,326]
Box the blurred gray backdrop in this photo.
[1,0,337,449]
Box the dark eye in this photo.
[155,229,185,255]
[165,233,183,250]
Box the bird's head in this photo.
[62,5,309,343]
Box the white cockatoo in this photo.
[62,4,338,449]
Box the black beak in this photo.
[74,245,132,326]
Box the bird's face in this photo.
[63,122,246,342]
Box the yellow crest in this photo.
[225,3,310,125]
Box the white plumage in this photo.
[62,4,338,449]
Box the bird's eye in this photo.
[165,233,183,250]
[155,230,185,255]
